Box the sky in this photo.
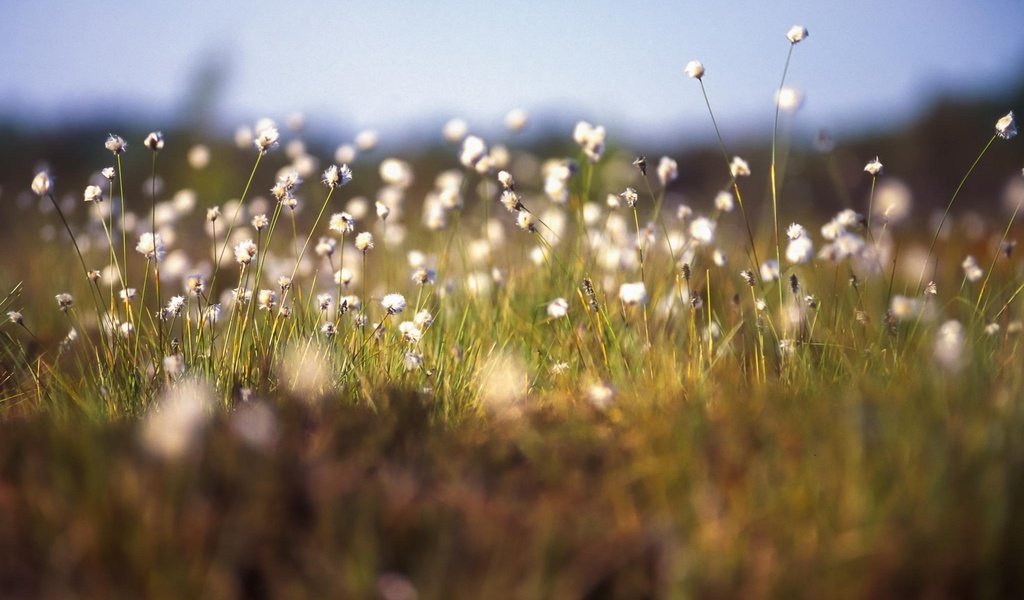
[1,1,1022,145]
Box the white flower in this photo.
[729,156,751,178]
[101,167,115,180]
[251,213,269,231]
[786,223,807,240]
[890,295,921,321]
[621,187,639,208]
[760,259,780,282]
[443,117,468,142]
[618,282,647,306]
[934,320,965,372]
[119,288,137,301]
[516,211,537,232]
[165,295,186,318]
[398,321,423,343]
[31,171,52,197]
[996,111,1017,140]
[962,255,983,282]
[355,129,378,151]
[775,87,804,112]
[714,191,734,212]
[136,232,166,262]
[460,135,488,168]
[234,239,258,265]
[255,127,280,153]
[83,184,103,203]
[547,297,569,319]
[786,25,809,44]
[186,275,205,296]
[689,217,716,245]
[257,289,277,311]
[315,237,336,258]
[375,201,391,221]
[657,156,678,187]
[322,163,353,188]
[684,60,705,79]
[411,267,435,285]
[413,309,433,328]
[105,134,127,154]
[786,236,814,264]
[497,170,515,190]
[381,293,407,315]
[505,108,528,132]
[355,231,374,253]
[206,207,221,222]
[317,293,332,311]
[329,212,355,233]
[144,131,165,151]
[864,157,883,176]
[404,352,424,371]
[573,121,606,163]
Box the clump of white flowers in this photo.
[573,121,606,163]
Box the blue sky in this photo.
[1,1,1022,144]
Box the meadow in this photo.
[2,26,1024,598]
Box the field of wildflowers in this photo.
[2,25,1024,598]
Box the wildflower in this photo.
[864,157,883,176]
[317,293,332,311]
[234,239,258,265]
[83,184,103,203]
[136,232,166,262]
[689,217,716,245]
[412,267,435,285]
[165,296,186,318]
[144,131,165,151]
[684,60,705,79]
[786,235,814,264]
[505,108,528,132]
[547,297,569,319]
[355,231,374,253]
[381,293,407,315]
[186,275,205,296]
[676,204,693,220]
[889,295,921,321]
[573,121,606,163]
[255,127,280,153]
[204,304,222,324]
[786,25,809,44]
[88,270,102,282]
[996,111,1017,140]
[515,211,537,232]
[376,201,391,221]
[443,117,468,142]
[962,255,983,282]
[657,156,678,187]
[55,293,74,312]
[105,134,127,154]
[404,351,424,371]
[257,289,277,311]
[101,167,115,180]
[497,170,515,191]
[621,187,639,208]
[714,191,734,212]
[7,311,23,325]
[776,87,804,112]
[632,156,647,176]
[315,237,336,258]
[399,321,423,343]
[206,207,221,222]
[330,212,355,233]
[924,281,938,297]
[500,190,523,212]
[934,320,965,372]
[760,259,780,282]
[413,309,433,328]
[322,163,353,188]
[251,213,269,231]
[618,281,647,306]
[120,288,137,301]
[755,298,768,311]
[277,276,292,291]
[984,323,1001,336]
[335,269,354,287]
[729,156,751,178]
[587,382,615,410]
[31,171,52,197]
[320,322,337,337]
[460,135,488,168]
[140,377,213,459]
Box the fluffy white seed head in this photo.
[684,60,705,79]
[786,25,809,44]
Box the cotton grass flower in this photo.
[443,117,468,142]
[786,25,809,44]
[234,239,258,265]
[864,157,884,176]
[460,135,488,169]
[620,187,639,208]
[83,184,103,203]
[381,293,407,315]
[505,108,528,132]
[618,281,647,306]
[962,255,984,282]
[573,121,606,163]
[729,156,751,178]
[547,297,569,319]
[255,127,280,153]
[31,171,52,197]
[105,134,127,154]
[657,156,678,187]
[996,111,1017,140]
[136,232,166,262]
[144,131,165,151]
[934,320,965,372]
[322,163,353,188]
[355,231,374,253]
[684,60,705,79]
[689,217,716,245]
[330,212,355,233]
[139,377,214,460]
[55,293,73,312]
[714,191,734,212]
